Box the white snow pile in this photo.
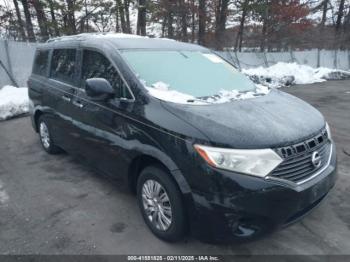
[144,81,270,105]
[243,62,350,88]
[0,86,29,121]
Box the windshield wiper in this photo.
[186,98,211,104]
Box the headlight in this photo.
[194,144,283,178]
[325,122,332,139]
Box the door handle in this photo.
[62,95,71,102]
[72,100,84,108]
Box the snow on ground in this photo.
[243,62,350,88]
[0,86,29,121]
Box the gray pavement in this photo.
[0,80,349,255]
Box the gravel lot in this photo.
[0,80,349,255]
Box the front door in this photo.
[70,49,135,179]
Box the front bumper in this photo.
[185,143,337,243]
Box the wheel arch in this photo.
[33,109,44,132]
[127,154,191,195]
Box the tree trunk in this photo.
[161,17,167,37]
[215,0,229,50]
[81,0,88,33]
[20,0,36,41]
[321,0,328,27]
[66,0,77,35]
[115,4,120,32]
[316,0,328,66]
[13,0,27,40]
[336,0,345,33]
[344,7,350,36]
[48,0,60,36]
[319,0,328,48]
[137,0,146,35]
[190,0,195,43]
[234,0,249,52]
[179,0,188,42]
[198,0,206,45]
[167,10,174,38]
[124,0,131,33]
[260,0,269,51]
[32,0,50,40]
[116,0,127,33]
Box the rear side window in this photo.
[81,50,132,99]
[33,50,49,76]
[50,49,76,85]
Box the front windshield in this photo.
[121,50,256,98]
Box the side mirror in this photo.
[85,78,114,101]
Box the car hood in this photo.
[161,89,325,148]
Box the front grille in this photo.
[270,129,331,184]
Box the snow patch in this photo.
[0,180,9,205]
[143,81,270,105]
[0,86,29,120]
[243,62,350,88]
[85,32,146,39]
[145,81,203,104]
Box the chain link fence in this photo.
[1,39,350,88]
[218,49,350,71]
[0,40,37,88]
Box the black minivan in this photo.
[28,33,337,243]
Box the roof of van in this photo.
[43,33,207,51]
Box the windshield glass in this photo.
[121,50,256,98]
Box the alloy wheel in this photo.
[39,122,50,149]
[142,179,173,231]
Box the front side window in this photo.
[50,49,76,85]
[82,50,132,99]
[33,50,49,76]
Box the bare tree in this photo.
[20,0,36,41]
[137,0,146,35]
[260,0,269,51]
[47,0,60,36]
[215,0,229,49]
[336,0,345,33]
[165,1,174,38]
[66,0,77,34]
[178,0,188,42]
[234,0,250,51]
[116,0,127,32]
[32,0,50,40]
[12,0,26,40]
[190,0,196,42]
[198,0,206,45]
[124,0,131,33]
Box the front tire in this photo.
[38,115,61,154]
[137,166,186,242]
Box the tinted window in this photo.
[50,49,76,84]
[33,50,49,76]
[82,50,132,99]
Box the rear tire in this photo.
[38,115,61,154]
[137,165,186,242]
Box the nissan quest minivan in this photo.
[28,33,337,243]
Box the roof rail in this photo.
[46,32,144,43]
